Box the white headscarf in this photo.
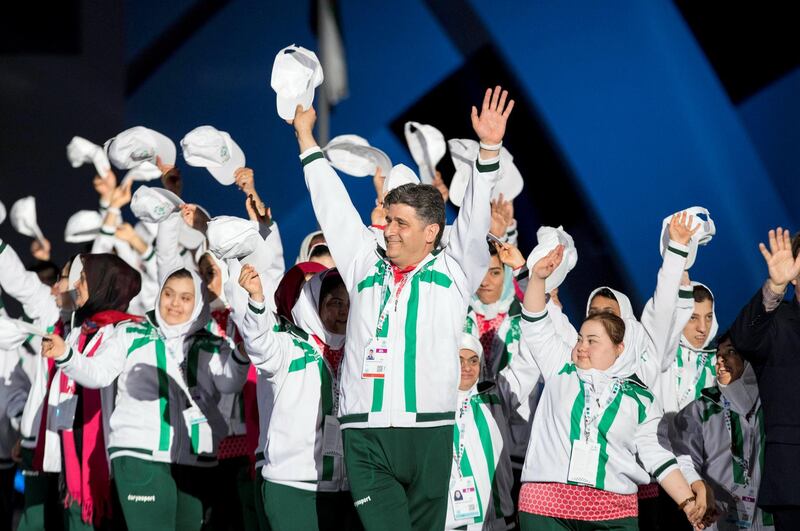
[296,230,324,264]
[154,267,209,360]
[470,263,515,319]
[291,269,345,349]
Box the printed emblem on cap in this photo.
[154,205,167,216]
[220,146,230,162]
[131,148,155,162]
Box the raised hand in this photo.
[245,194,272,226]
[238,264,264,301]
[471,86,515,146]
[492,241,526,269]
[490,194,513,237]
[431,170,449,203]
[109,179,133,209]
[42,334,67,359]
[234,167,256,195]
[31,237,51,261]
[760,227,800,294]
[93,170,117,203]
[668,211,701,246]
[532,245,564,280]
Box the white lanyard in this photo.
[678,348,711,405]
[722,397,759,487]
[582,380,621,442]
[454,395,472,476]
[375,265,412,335]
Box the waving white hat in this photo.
[9,196,45,242]
[67,136,112,177]
[270,45,324,121]
[383,164,420,196]
[105,126,176,169]
[447,138,524,207]
[323,134,392,178]
[526,225,578,292]
[65,210,103,243]
[404,122,446,184]
[121,161,163,185]
[659,207,716,270]
[0,200,6,225]
[181,125,246,185]
[131,186,183,224]
[207,215,271,273]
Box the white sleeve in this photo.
[55,326,127,389]
[640,240,691,372]
[547,299,579,347]
[208,342,251,394]
[636,398,680,482]
[519,307,573,379]
[0,240,59,327]
[301,147,376,290]
[90,225,118,254]
[155,212,184,283]
[444,154,501,300]
[496,339,542,417]
[239,298,292,378]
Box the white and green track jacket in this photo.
[301,146,500,430]
[517,307,680,494]
[56,311,249,466]
[242,298,346,492]
[670,366,773,530]
[446,382,514,531]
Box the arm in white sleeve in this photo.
[239,298,292,378]
[444,155,501,300]
[208,341,251,394]
[640,240,691,372]
[90,225,118,254]
[547,299,579,347]
[301,147,376,289]
[519,307,574,379]
[155,212,184,284]
[55,327,127,389]
[5,351,32,430]
[636,398,681,482]
[0,240,59,327]
[496,340,542,419]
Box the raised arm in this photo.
[731,227,800,359]
[446,87,514,299]
[0,239,59,327]
[291,106,375,285]
[155,212,185,284]
[640,212,697,371]
[92,178,132,254]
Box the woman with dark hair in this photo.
[39,253,142,529]
[42,266,250,530]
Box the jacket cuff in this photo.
[55,347,74,366]
[666,240,690,259]
[761,281,785,313]
[299,147,324,166]
[247,298,266,314]
[475,153,500,173]
[653,458,679,482]
[521,307,548,323]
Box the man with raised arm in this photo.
[287,86,514,530]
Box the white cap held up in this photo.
[181,125,246,186]
[270,45,324,121]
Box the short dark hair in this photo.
[383,183,446,247]
[793,232,800,260]
[584,312,626,345]
[28,260,59,287]
[693,285,713,304]
[487,240,499,256]
[309,244,331,260]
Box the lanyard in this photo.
[722,396,759,487]
[582,380,621,442]
[677,347,712,405]
[375,265,413,335]
[453,395,472,476]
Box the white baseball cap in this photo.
[9,196,44,242]
[207,215,272,273]
[447,139,524,207]
[67,136,111,177]
[270,45,324,121]
[65,210,103,243]
[131,186,184,223]
[383,164,420,196]
[659,207,716,270]
[121,161,163,185]
[323,134,392,178]
[105,126,176,169]
[404,122,446,184]
[0,200,6,225]
[181,125,246,185]
[526,225,578,292]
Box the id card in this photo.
[182,405,213,454]
[727,484,756,529]
[361,338,388,379]
[52,393,78,431]
[322,415,343,457]
[450,475,481,520]
[567,440,600,487]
